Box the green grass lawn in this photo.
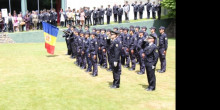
[0,38,175,110]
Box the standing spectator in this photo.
[138,1,145,19]
[145,0,152,19]
[92,7,98,26]
[24,14,30,31]
[75,10,80,26]
[13,13,18,32]
[156,1,161,20]
[132,1,139,20]
[67,9,72,25]
[118,5,123,23]
[123,1,130,22]
[113,4,118,22]
[80,9,85,27]
[152,1,157,19]
[71,9,76,26]
[99,5,105,25]
[64,9,68,27]
[8,13,14,32]
[17,14,23,32]
[106,5,112,24]
[59,9,65,27]
[38,10,44,30]
[0,12,5,32]
[32,11,38,30]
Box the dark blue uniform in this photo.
[113,6,118,22]
[62,28,72,55]
[77,35,84,67]
[137,34,145,74]
[123,33,131,68]
[89,35,98,76]
[156,3,161,20]
[131,3,139,20]
[151,32,158,46]
[84,36,92,72]
[129,33,138,70]
[99,8,105,25]
[96,33,103,66]
[144,43,158,91]
[145,2,152,19]
[158,31,168,73]
[100,32,108,68]
[107,32,122,88]
[118,7,123,23]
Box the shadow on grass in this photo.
[46,55,59,57]
[107,81,113,86]
[139,84,149,89]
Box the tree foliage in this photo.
[161,0,176,18]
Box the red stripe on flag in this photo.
[45,42,55,54]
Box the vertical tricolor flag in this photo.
[42,22,59,54]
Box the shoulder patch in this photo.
[120,41,122,44]
[95,42,97,44]
[165,37,167,40]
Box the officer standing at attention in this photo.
[145,0,152,19]
[138,1,145,19]
[84,32,92,72]
[106,29,113,71]
[113,4,118,23]
[137,30,146,75]
[129,29,138,71]
[158,26,168,73]
[118,5,123,23]
[106,5,112,24]
[129,25,134,30]
[62,24,72,55]
[142,34,158,91]
[122,28,131,68]
[100,28,108,68]
[150,27,158,45]
[89,32,98,77]
[132,1,139,20]
[96,29,103,66]
[107,30,122,89]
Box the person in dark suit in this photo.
[156,1,162,20]
[99,5,105,25]
[145,0,152,19]
[138,1,145,19]
[92,7,98,25]
[85,7,90,26]
[106,5,112,24]
[152,1,157,19]
[113,4,118,23]
[132,1,139,20]
[118,5,123,23]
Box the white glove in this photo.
[152,66,155,69]
[114,62,118,67]
[50,20,51,22]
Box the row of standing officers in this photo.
[62,25,168,91]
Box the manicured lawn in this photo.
[0,38,175,110]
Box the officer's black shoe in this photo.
[129,68,135,71]
[86,70,92,72]
[158,70,165,73]
[107,69,112,71]
[146,88,155,91]
[110,85,119,89]
[124,65,129,68]
[137,72,144,75]
[92,74,98,77]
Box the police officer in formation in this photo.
[63,25,168,91]
[157,26,168,73]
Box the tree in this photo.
[161,0,176,18]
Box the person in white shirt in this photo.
[123,1,130,22]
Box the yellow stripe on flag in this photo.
[44,32,57,46]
